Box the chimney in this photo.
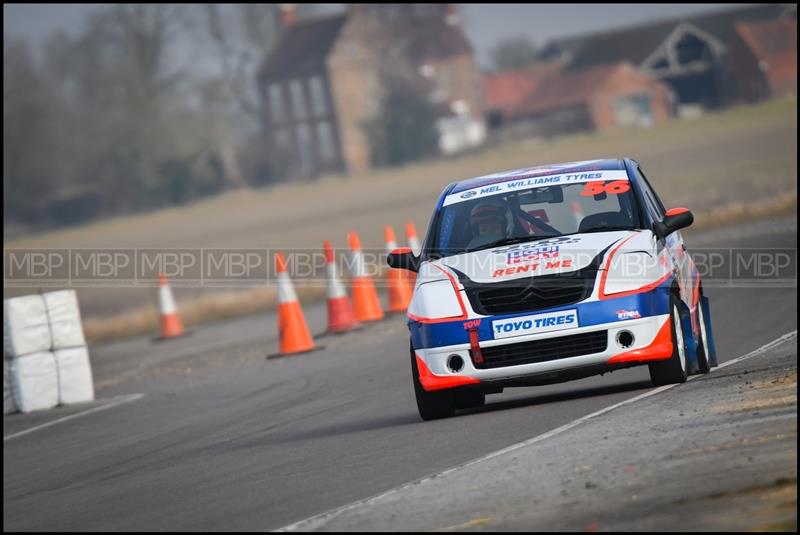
[444,4,459,26]
[280,4,297,27]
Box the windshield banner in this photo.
[443,170,630,207]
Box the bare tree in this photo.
[3,38,66,226]
[5,4,340,231]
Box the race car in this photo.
[388,158,717,420]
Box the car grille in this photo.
[468,278,590,315]
[472,330,608,369]
[462,262,598,315]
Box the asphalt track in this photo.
[3,217,797,531]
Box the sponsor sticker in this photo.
[492,309,578,339]
[492,259,573,278]
[463,319,482,330]
[580,180,631,196]
[507,245,560,264]
[616,309,641,320]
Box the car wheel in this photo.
[695,292,711,374]
[648,294,688,386]
[454,388,485,410]
[410,341,455,420]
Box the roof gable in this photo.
[640,22,727,73]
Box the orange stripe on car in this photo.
[416,355,480,391]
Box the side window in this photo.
[634,166,664,222]
[637,167,666,216]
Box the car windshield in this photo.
[428,178,641,258]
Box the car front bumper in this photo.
[415,313,672,391]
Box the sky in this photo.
[4,3,744,68]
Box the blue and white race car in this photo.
[388,158,717,420]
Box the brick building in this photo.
[484,63,564,127]
[485,63,674,136]
[257,4,485,181]
[538,3,792,111]
[527,63,673,135]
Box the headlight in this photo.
[408,279,464,320]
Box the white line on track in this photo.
[275,329,797,532]
[3,393,144,442]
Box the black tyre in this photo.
[454,388,485,410]
[694,290,711,374]
[648,293,689,386]
[410,341,455,420]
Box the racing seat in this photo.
[578,211,629,233]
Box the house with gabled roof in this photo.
[484,62,674,137]
[257,4,485,181]
[523,63,674,136]
[538,3,791,111]
[484,62,565,127]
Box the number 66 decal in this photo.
[580,180,631,196]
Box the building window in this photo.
[290,79,307,119]
[613,93,652,127]
[316,121,336,162]
[269,84,285,123]
[295,123,315,175]
[309,76,327,117]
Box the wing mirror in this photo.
[387,247,419,273]
[654,207,693,240]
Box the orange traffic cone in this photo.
[323,240,360,333]
[155,272,187,341]
[405,220,422,256]
[384,225,413,313]
[348,231,384,323]
[272,252,316,356]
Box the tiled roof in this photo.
[540,4,787,71]
[258,14,348,80]
[404,20,474,61]
[484,63,564,119]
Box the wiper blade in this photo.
[466,235,559,253]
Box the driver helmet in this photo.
[469,200,509,237]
